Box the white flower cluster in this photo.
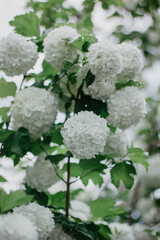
[0,33,38,76]
[107,86,146,130]
[77,63,117,101]
[103,128,129,159]
[109,222,135,240]
[0,213,38,240]
[61,111,109,159]
[13,202,55,240]
[25,158,59,191]
[77,41,143,101]
[49,225,74,240]
[10,87,58,139]
[87,41,122,77]
[132,224,153,240]
[118,42,144,81]
[44,26,80,72]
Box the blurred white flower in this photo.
[103,128,129,159]
[0,213,38,240]
[118,42,144,81]
[109,222,135,240]
[49,225,74,240]
[13,202,55,240]
[25,159,59,191]
[44,26,80,72]
[10,87,58,139]
[77,63,117,101]
[107,86,146,130]
[132,224,153,240]
[61,111,109,159]
[0,33,38,76]
[87,41,122,77]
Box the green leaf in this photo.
[0,190,33,213]
[90,199,124,221]
[0,107,10,122]
[0,79,17,98]
[71,37,84,52]
[116,80,142,90]
[110,161,136,189]
[82,171,104,186]
[10,12,40,37]
[128,147,149,170]
[3,127,31,160]
[48,191,66,209]
[0,176,7,182]
[0,129,14,142]
[47,154,66,165]
[84,70,95,87]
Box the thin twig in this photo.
[55,167,67,184]
[66,155,71,218]
[19,75,26,91]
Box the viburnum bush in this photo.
[0,7,157,240]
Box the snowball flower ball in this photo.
[49,225,74,240]
[109,222,135,240]
[118,42,144,81]
[132,224,153,240]
[107,86,146,130]
[103,128,129,159]
[61,111,109,159]
[0,32,38,76]
[44,26,80,72]
[0,213,38,240]
[10,87,58,139]
[25,159,59,191]
[77,64,117,101]
[86,41,122,77]
[13,202,55,240]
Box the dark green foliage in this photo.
[74,94,108,118]
[25,185,48,206]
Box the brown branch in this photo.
[66,155,71,218]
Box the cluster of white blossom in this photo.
[136,197,160,225]
[61,111,109,159]
[13,202,55,240]
[10,87,58,139]
[118,42,144,81]
[132,224,153,240]
[87,41,122,77]
[49,225,74,240]
[103,128,129,159]
[0,213,38,240]
[44,26,80,72]
[109,222,135,240]
[0,33,38,76]
[107,86,146,130]
[77,63,117,101]
[25,158,59,191]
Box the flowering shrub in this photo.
[0,3,155,240]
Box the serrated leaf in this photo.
[0,107,10,122]
[110,161,136,189]
[90,199,124,221]
[82,171,103,186]
[0,190,33,213]
[10,12,40,37]
[71,37,84,52]
[0,79,17,98]
[128,147,149,170]
[84,70,95,87]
